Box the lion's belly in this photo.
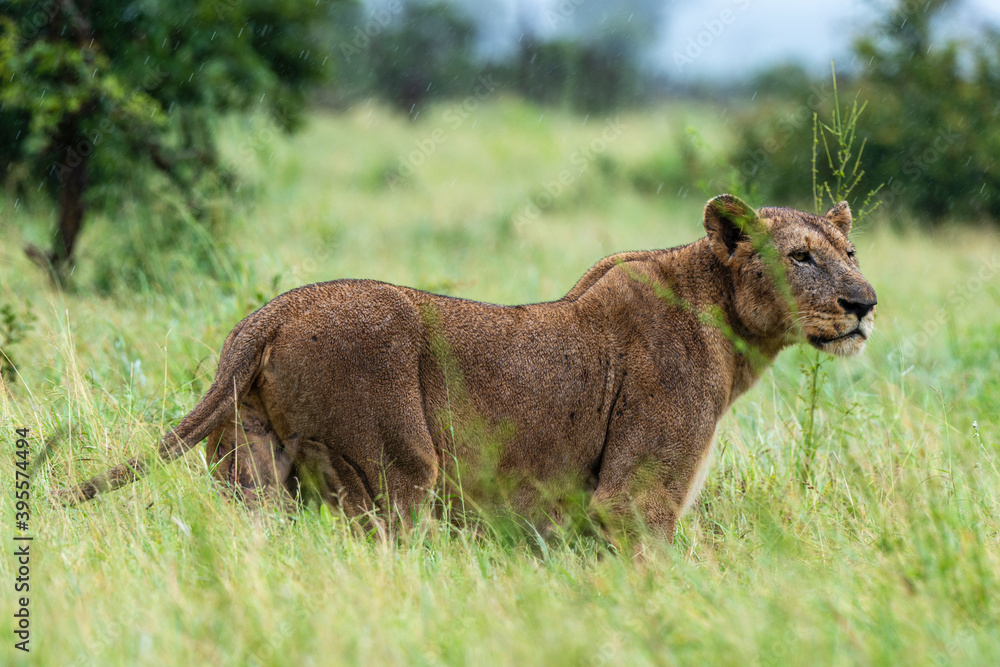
[418,300,614,494]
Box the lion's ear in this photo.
[825,201,853,236]
[703,194,758,264]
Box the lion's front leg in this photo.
[591,406,716,544]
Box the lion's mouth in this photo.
[809,329,866,346]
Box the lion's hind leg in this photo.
[205,392,294,509]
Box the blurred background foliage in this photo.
[0,0,332,280]
[1,0,998,286]
[730,0,1000,223]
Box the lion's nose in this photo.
[838,296,877,320]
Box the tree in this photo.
[0,0,332,282]
[341,1,478,115]
[730,0,1000,223]
[507,36,645,113]
[851,0,1000,221]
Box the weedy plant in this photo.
[797,65,884,483]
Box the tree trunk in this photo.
[25,114,90,284]
[24,0,95,285]
[54,133,89,268]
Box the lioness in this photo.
[57,195,876,540]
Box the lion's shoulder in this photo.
[561,249,668,302]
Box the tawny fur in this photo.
[56,195,876,540]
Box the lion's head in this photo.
[703,194,877,357]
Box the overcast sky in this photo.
[652,0,875,80]
[652,0,1000,80]
[374,0,1000,81]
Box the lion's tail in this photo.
[54,310,278,506]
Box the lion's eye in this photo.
[790,250,811,263]
[847,249,856,259]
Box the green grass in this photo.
[1,97,998,665]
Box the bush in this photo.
[731,0,1000,223]
[502,37,646,113]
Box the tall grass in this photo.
[1,97,998,665]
